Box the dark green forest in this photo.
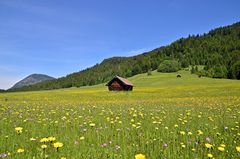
[9,22,240,91]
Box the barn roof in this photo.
[106,76,134,86]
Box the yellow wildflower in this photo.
[218,146,224,152]
[205,143,213,149]
[15,127,23,134]
[89,123,95,127]
[48,136,56,142]
[207,153,213,158]
[53,142,63,148]
[197,130,203,135]
[80,136,85,140]
[180,131,185,135]
[40,138,49,143]
[17,148,24,153]
[236,146,240,152]
[220,144,225,147]
[135,154,146,159]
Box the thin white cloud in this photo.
[126,48,150,56]
[121,47,157,57]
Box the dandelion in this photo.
[220,144,225,147]
[15,127,23,134]
[53,142,63,149]
[40,138,49,143]
[48,136,56,142]
[80,136,85,140]
[205,143,213,149]
[17,149,24,153]
[132,124,137,127]
[218,146,224,152]
[180,131,185,135]
[207,153,213,158]
[89,123,95,127]
[60,157,66,159]
[197,130,203,135]
[135,154,146,159]
[236,146,240,153]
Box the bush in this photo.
[212,65,227,78]
[147,69,152,76]
[157,60,179,72]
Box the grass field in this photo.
[0,70,240,158]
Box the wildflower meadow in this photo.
[0,71,239,158]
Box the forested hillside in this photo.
[10,22,240,91]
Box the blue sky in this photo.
[0,0,239,89]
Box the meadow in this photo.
[0,70,240,159]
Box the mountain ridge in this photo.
[10,74,55,89]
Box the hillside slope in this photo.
[3,70,240,99]
[10,22,240,91]
[104,69,240,90]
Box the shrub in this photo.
[212,65,227,78]
[157,60,179,72]
[147,69,152,76]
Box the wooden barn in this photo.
[106,76,133,91]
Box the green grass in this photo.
[0,70,240,158]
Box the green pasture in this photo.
[0,70,239,158]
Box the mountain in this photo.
[9,22,240,91]
[10,74,55,89]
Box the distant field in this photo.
[0,70,240,158]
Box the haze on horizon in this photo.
[0,0,239,89]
